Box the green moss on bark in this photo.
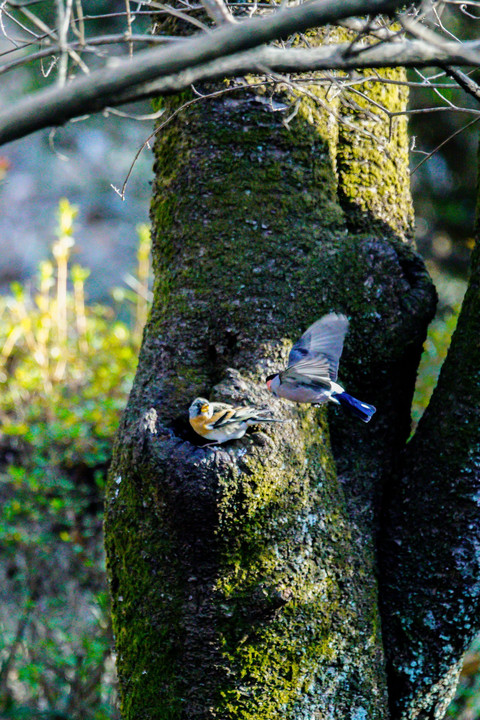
[107,393,387,719]
[105,37,436,720]
[336,67,414,240]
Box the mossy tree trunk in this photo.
[104,28,480,719]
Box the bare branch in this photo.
[50,37,480,105]
[125,0,134,58]
[400,9,458,49]
[410,114,480,175]
[336,16,400,40]
[2,0,480,147]
[56,0,74,85]
[200,0,236,24]
[0,0,406,144]
[72,0,85,45]
[3,29,480,145]
[443,65,480,104]
[148,1,211,31]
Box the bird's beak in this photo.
[201,404,209,413]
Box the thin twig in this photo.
[1,3,46,40]
[391,106,480,116]
[17,2,57,38]
[103,106,166,120]
[267,69,385,146]
[411,115,480,175]
[113,82,268,199]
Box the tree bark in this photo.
[380,184,480,719]
[104,49,447,718]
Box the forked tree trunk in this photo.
[104,41,480,718]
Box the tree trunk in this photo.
[103,48,453,718]
[380,177,480,719]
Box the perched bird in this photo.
[189,397,283,445]
[266,313,376,423]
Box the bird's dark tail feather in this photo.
[333,392,376,423]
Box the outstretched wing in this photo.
[288,313,349,381]
[280,356,332,387]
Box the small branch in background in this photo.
[200,0,236,25]
[56,0,72,85]
[48,126,69,160]
[72,0,85,46]
[432,2,461,42]
[458,2,480,20]
[148,0,211,31]
[125,0,134,58]
[102,105,166,121]
[4,3,49,41]
[400,7,480,65]
[410,114,480,175]
[415,65,459,109]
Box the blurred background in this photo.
[0,2,479,718]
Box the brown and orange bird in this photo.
[188,397,283,445]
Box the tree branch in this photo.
[3,30,480,146]
[0,0,404,145]
[443,65,480,104]
[115,38,480,105]
[200,0,236,25]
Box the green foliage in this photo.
[411,266,465,429]
[0,199,151,719]
[411,306,460,428]
[446,635,480,719]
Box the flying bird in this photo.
[189,397,283,445]
[266,313,376,423]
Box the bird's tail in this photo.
[332,392,376,423]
